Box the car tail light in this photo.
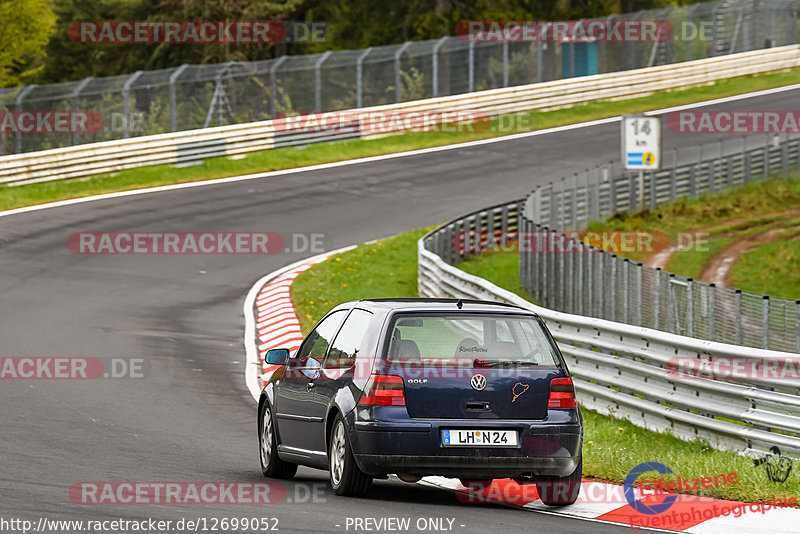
[358,374,406,406]
[548,377,577,409]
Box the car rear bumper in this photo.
[350,412,581,478]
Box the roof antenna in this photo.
[456,299,463,309]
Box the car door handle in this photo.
[307,381,315,392]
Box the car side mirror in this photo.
[265,348,290,365]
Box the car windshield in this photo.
[384,313,562,368]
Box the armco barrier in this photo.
[419,201,800,456]
[3,45,800,186]
[518,134,800,352]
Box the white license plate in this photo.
[442,429,517,447]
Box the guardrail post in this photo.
[169,64,188,132]
[14,84,37,154]
[356,47,373,107]
[315,51,332,111]
[395,42,412,103]
[123,71,143,139]
[270,56,288,116]
[708,283,716,341]
[686,278,694,337]
[735,289,743,345]
[72,77,93,146]
[762,295,770,349]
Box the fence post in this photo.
[708,283,716,341]
[122,71,143,139]
[270,56,288,116]
[653,267,661,330]
[72,77,93,145]
[622,259,630,324]
[394,42,412,103]
[735,289,743,345]
[668,147,677,200]
[169,65,188,132]
[577,245,584,315]
[686,278,694,337]
[468,40,475,93]
[762,295,770,350]
[14,84,37,154]
[796,300,800,355]
[315,51,332,111]
[356,47,373,107]
[610,256,617,322]
[636,262,643,326]
[743,136,751,182]
[764,133,770,179]
[502,40,509,87]
[542,227,549,307]
[782,134,789,176]
[431,38,448,98]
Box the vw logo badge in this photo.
[470,374,486,391]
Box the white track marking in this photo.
[4,83,800,220]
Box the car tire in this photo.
[537,457,581,506]
[329,414,372,497]
[259,402,298,479]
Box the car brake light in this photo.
[358,374,406,406]
[548,377,577,408]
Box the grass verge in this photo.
[3,67,800,211]
[289,224,799,504]
[731,239,800,299]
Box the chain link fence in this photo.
[1,0,797,155]
[518,133,800,353]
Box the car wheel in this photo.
[259,402,297,479]
[329,414,372,496]
[537,457,581,506]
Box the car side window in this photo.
[324,309,373,370]
[292,310,347,368]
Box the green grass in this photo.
[731,239,800,299]
[290,227,431,334]
[664,237,734,279]
[582,410,799,503]
[587,177,800,238]
[290,224,799,504]
[4,67,800,211]
[456,252,535,303]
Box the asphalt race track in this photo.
[1,87,798,533]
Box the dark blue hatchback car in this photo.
[258,298,582,504]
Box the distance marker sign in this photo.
[622,115,661,170]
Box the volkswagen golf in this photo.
[257,298,582,504]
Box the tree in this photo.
[0,0,56,86]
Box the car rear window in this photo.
[384,313,562,368]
